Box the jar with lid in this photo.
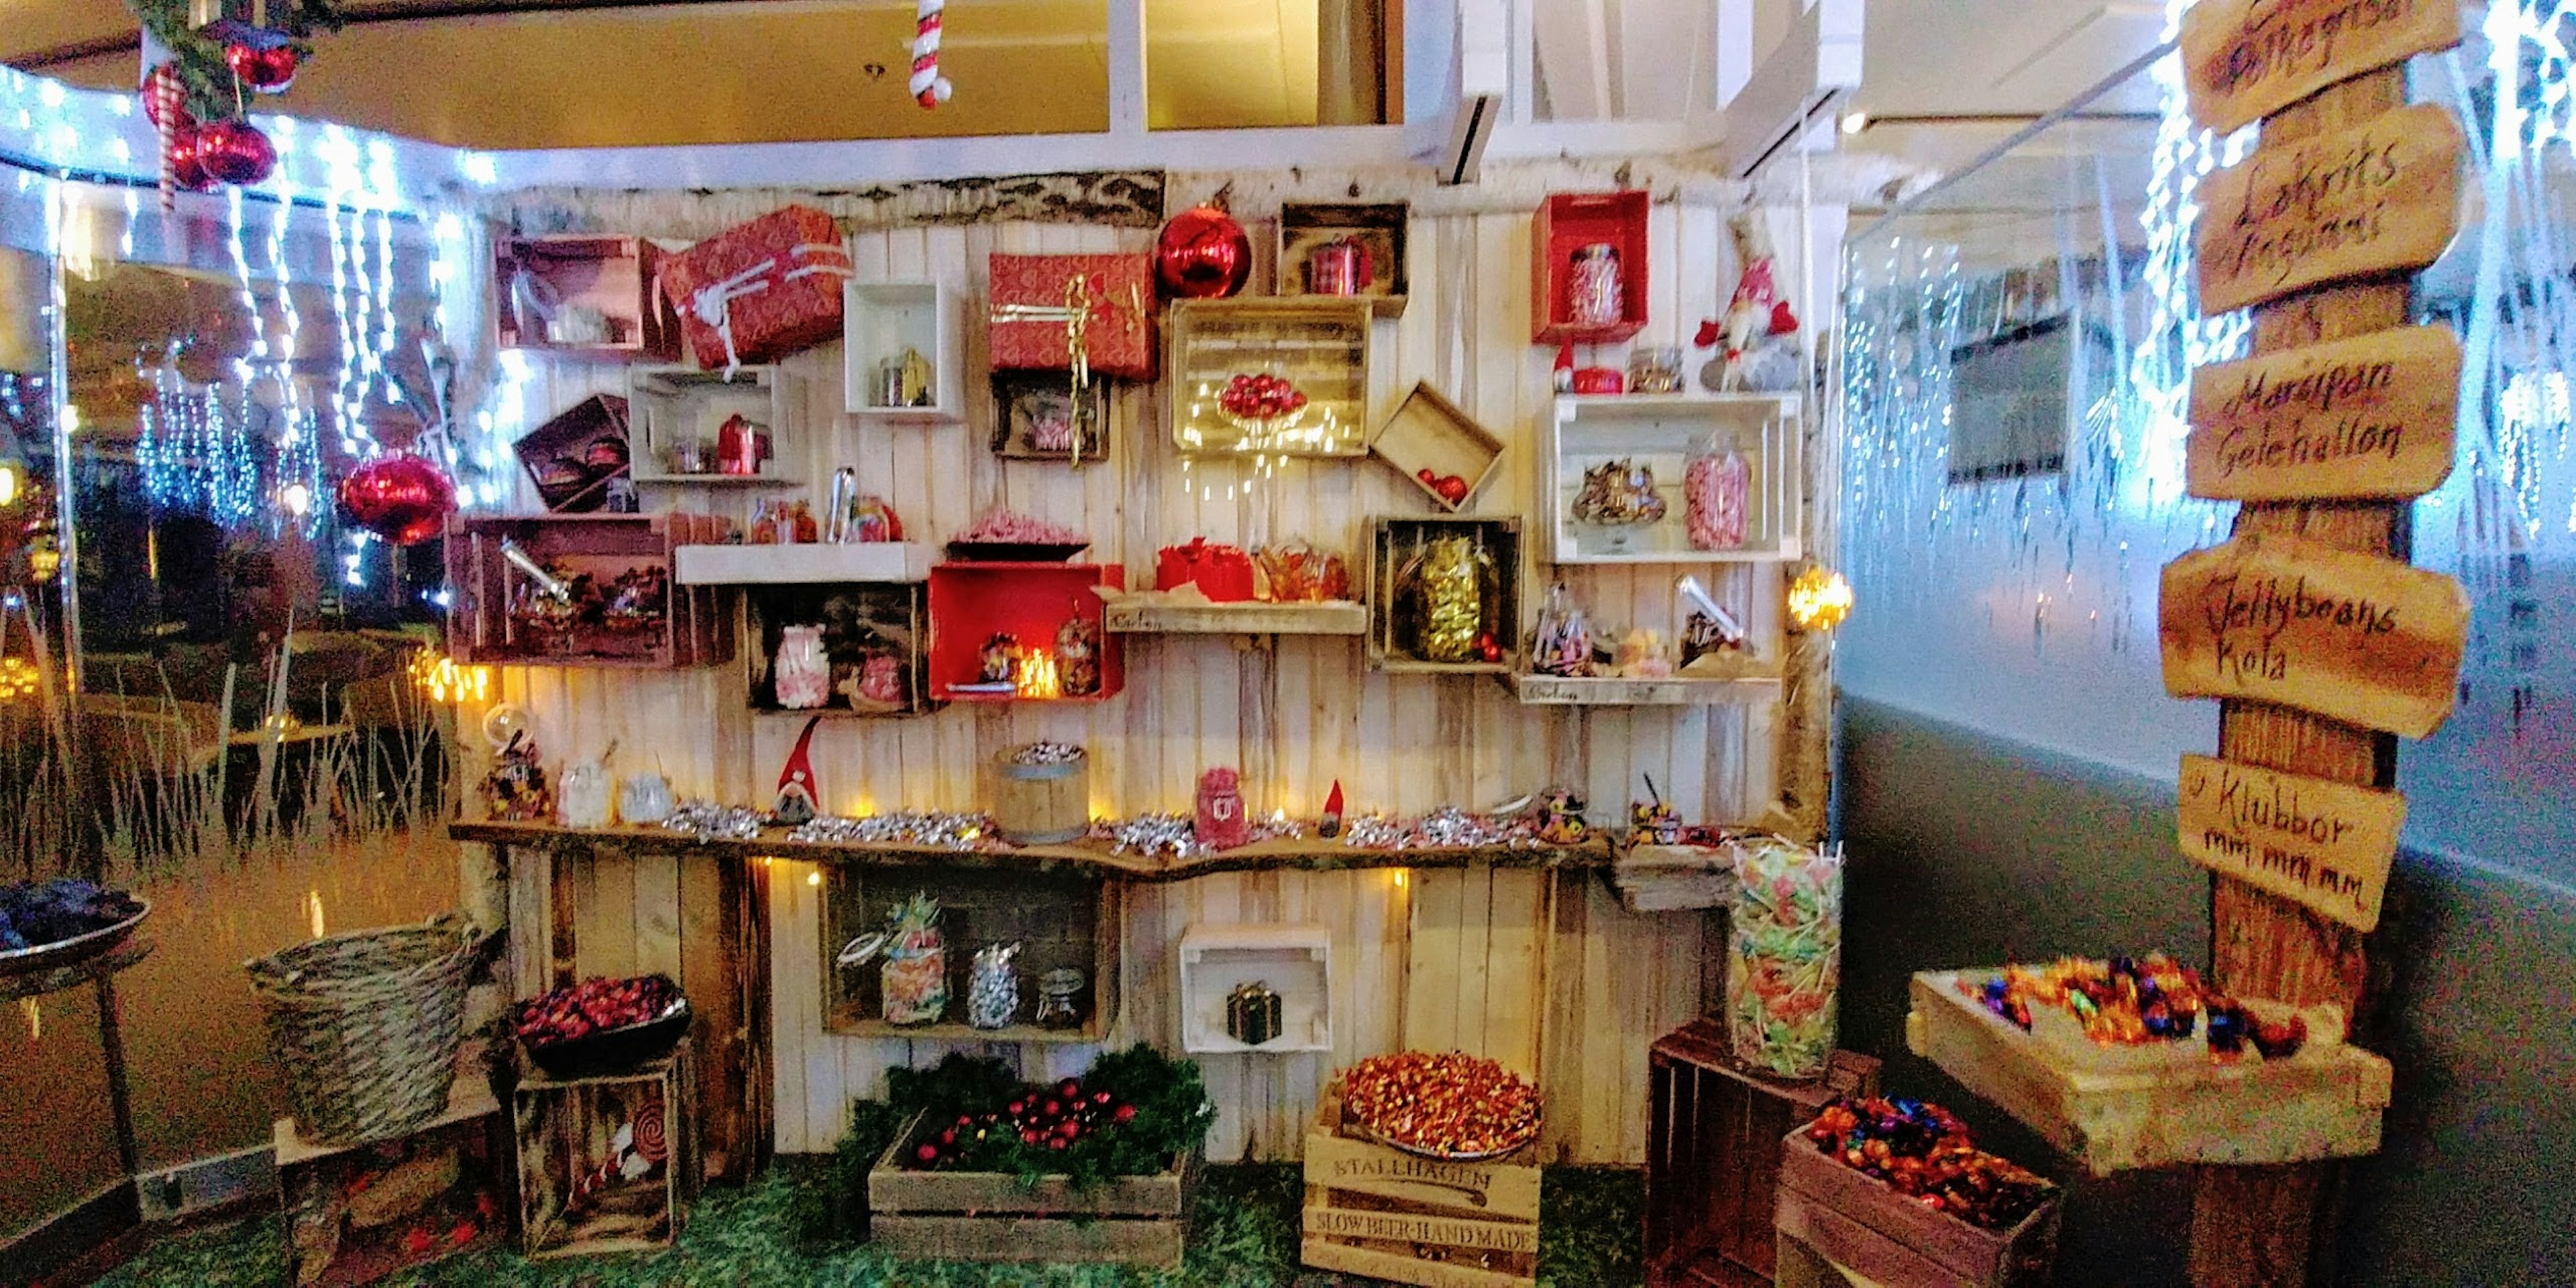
[1567,244,1624,329]
[1684,433,1752,551]
[1034,967,1087,1030]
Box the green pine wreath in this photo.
[126,0,342,121]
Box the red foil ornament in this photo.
[225,43,299,93]
[336,453,456,545]
[1194,767,1250,850]
[168,125,217,193]
[1155,201,1251,299]
[194,119,278,186]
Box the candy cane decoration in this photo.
[911,0,953,109]
[144,64,190,209]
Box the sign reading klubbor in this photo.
[2181,0,2465,133]
[2178,753,2403,931]
[2194,102,2463,315]
[2159,531,2469,739]
[2188,325,2461,500]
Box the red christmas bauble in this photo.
[225,43,299,93]
[195,119,278,186]
[167,125,217,193]
[1155,202,1251,299]
[337,453,456,546]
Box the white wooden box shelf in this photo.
[674,541,935,585]
[1907,969,2393,1176]
[843,280,961,421]
[628,364,802,488]
[1177,924,1332,1055]
[1542,394,1803,564]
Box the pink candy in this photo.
[1685,451,1749,551]
[957,508,1086,545]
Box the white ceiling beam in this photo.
[1530,0,1614,119]
[1107,0,1144,136]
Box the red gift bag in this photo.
[988,253,1157,381]
[659,205,851,374]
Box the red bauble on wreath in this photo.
[1155,193,1251,300]
[193,118,278,186]
[337,453,456,546]
[225,42,299,93]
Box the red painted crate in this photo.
[1532,191,1650,345]
[926,561,1125,703]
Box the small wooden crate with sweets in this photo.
[512,1040,699,1259]
[865,1112,1194,1267]
[1301,1058,1544,1288]
[1774,1118,2061,1288]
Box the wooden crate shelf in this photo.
[1532,191,1649,345]
[824,866,1115,1040]
[513,394,632,514]
[869,1112,1191,1266]
[1277,201,1409,317]
[1366,517,1522,674]
[1907,969,2394,1175]
[445,513,730,669]
[990,369,1107,462]
[745,581,934,717]
[276,1075,511,1288]
[627,364,802,488]
[844,280,961,422]
[926,561,1126,703]
[1774,1127,2062,1288]
[1543,394,1804,565]
[1169,299,1374,458]
[1302,1078,1542,1288]
[494,233,680,359]
[1099,592,1367,637]
[513,1042,699,1259]
[1371,381,1505,513]
[1177,924,1331,1054]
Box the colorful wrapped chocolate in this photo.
[657,205,852,374]
[987,253,1157,380]
[1727,837,1843,1079]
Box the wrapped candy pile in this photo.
[1966,953,2307,1062]
[1803,1096,2053,1231]
[1340,1051,1542,1160]
[954,508,1086,545]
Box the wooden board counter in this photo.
[449,818,1617,883]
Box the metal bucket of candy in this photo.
[1725,837,1843,1079]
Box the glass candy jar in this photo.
[774,624,832,709]
[1034,967,1087,1030]
[1685,434,1752,551]
[556,758,612,828]
[1398,533,1498,665]
[968,942,1022,1030]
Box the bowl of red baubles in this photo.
[514,974,691,1079]
[1413,468,1472,507]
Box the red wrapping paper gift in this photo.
[658,205,851,372]
[988,253,1157,380]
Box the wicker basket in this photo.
[247,916,482,1146]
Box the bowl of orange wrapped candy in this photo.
[1338,1051,1541,1161]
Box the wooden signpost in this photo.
[2178,754,2404,932]
[2188,325,2461,501]
[2159,531,2470,739]
[2194,102,2463,315]
[2182,0,2466,133]
[2171,2,2464,1283]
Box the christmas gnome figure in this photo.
[774,715,823,826]
[1699,213,1804,394]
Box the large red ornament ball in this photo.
[167,125,217,193]
[337,453,456,546]
[1155,202,1251,299]
[194,119,278,186]
[225,43,299,94]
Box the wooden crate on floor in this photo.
[513,1041,699,1258]
[1773,1125,2061,1288]
[866,1112,1193,1267]
[1301,1079,1543,1288]
[276,1075,512,1287]
[1646,1020,1878,1287]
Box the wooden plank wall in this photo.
[484,193,1778,1163]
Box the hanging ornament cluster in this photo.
[910,0,953,109]
[127,0,343,200]
[1155,189,1252,300]
[335,452,456,546]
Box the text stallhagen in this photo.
[2221,133,2405,286]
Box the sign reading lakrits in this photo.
[2195,103,2462,315]
[2187,325,2461,500]
[2159,532,2468,738]
[2182,0,2463,133]
[2178,753,2403,931]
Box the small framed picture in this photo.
[990,370,1106,462]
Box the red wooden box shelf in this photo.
[1532,191,1650,345]
[926,561,1126,703]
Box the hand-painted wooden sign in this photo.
[2178,753,2403,931]
[2181,0,2464,135]
[2188,324,2461,500]
[2159,531,2469,737]
[2196,103,2462,315]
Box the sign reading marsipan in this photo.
[2178,753,2402,931]
[2187,325,2461,501]
[2195,103,2463,315]
[2182,0,2464,134]
[2159,531,2469,738]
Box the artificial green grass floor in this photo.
[93,1163,1645,1287]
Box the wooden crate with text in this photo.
[512,1042,700,1259]
[1301,1079,1543,1288]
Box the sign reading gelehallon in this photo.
[2182,0,2464,134]
[2188,325,2461,501]
[2159,531,2469,738]
[2195,103,2463,315]
[2178,753,2403,931]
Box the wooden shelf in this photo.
[449,819,1616,883]
[1511,671,1782,706]
[1277,201,1408,317]
[1099,594,1367,637]
[1178,924,1331,1054]
[629,364,800,484]
[676,541,934,585]
[844,280,961,421]
[1907,969,2394,1176]
[1544,394,1803,565]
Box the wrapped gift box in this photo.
[988,253,1157,380]
[658,205,851,372]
